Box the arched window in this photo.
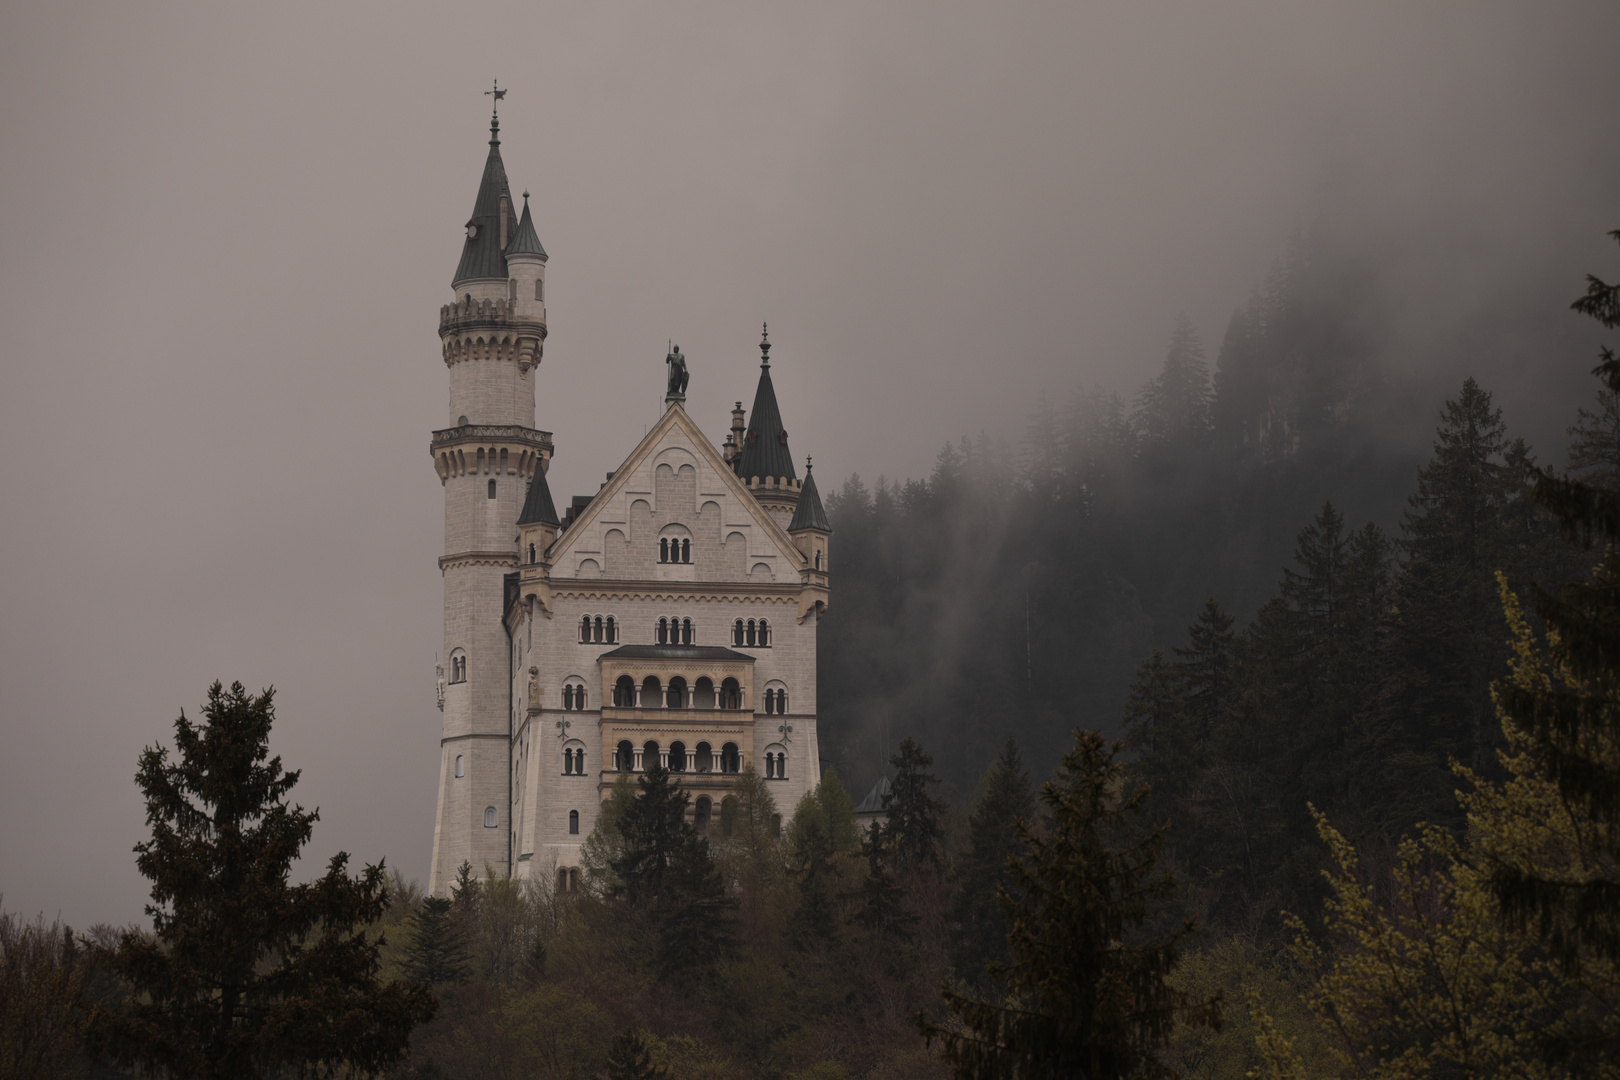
[642,676,661,708]
[606,616,617,643]
[733,619,744,646]
[659,538,669,563]
[667,677,687,709]
[681,618,693,645]
[669,740,687,772]
[455,754,465,778]
[657,618,668,645]
[616,739,634,772]
[562,686,573,710]
[721,742,740,774]
[779,688,788,713]
[529,542,537,563]
[488,479,497,499]
[695,741,713,773]
[575,748,585,773]
[562,748,573,774]
[569,810,579,835]
[580,615,592,642]
[484,806,498,828]
[759,619,770,647]
[764,752,775,778]
[815,550,822,570]
[614,674,635,707]
[450,653,467,683]
[720,677,741,710]
[681,538,691,563]
[694,796,712,835]
[576,686,586,709]
[643,741,660,772]
[535,279,544,301]
[746,620,757,647]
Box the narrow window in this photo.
[779,689,788,713]
[733,620,744,646]
[562,748,572,774]
[535,279,543,301]
[558,867,569,892]
[576,749,585,772]
[576,687,586,709]
[484,806,497,828]
[760,619,770,646]
[606,616,617,643]
[746,620,757,647]
[681,538,691,563]
[580,615,591,642]
[815,550,822,570]
[682,618,693,645]
[562,686,572,710]
[509,279,517,302]
[529,543,537,563]
[569,810,580,835]
[488,479,497,499]
[594,616,604,643]
[765,752,775,778]
[455,754,465,777]
[659,538,669,563]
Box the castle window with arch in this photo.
[535,279,543,301]
[455,755,464,778]
[614,674,636,707]
[681,538,691,563]
[449,653,467,683]
[658,536,692,564]
[579,615,617,644]
[484,806,498,828]
[569,810,579,835]
[488,479,497,499]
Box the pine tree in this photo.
[847,818,915,947]
[399,895,469,986]
[1494,230,1620,977]
[88,682,435,1080]
[786,771,859,945]
[604,1028,669,1080]
[610,765,692,904]
[884,737,949,870]
[950,737,1035,984]
[1566,376,1620,488]
[1133,314,1212,465]
[919,730,1220,1078]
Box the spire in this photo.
[517,464,560,526]
[452,92,515,287]
[506,193,548,260]
[788,457,831,532]
[732,323,797,483]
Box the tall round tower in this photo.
[429,104,552,895]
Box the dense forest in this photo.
[6,230,1620,1079]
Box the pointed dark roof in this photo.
[788,460,831,532]
[517,465,560,526]
[506,195,547,259]
[452,120,514,286]
[732,325,797,483]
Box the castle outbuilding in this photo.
[429,107,829,895]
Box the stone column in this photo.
[659,748,669,769]
[633,747,644,772]
[634,683,643,707]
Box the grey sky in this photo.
[1,1,1615,927]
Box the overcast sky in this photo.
[2,1,1616,927]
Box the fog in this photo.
[0,0,1615,927]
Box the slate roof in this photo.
[452,122,514,286]
[506,197,547,259]
[732,329,796,483]
[855,777,891,816]
[596,644,757,662]
[788,463,831,532]
[517,465,560,526]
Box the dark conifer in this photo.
[919,730,1219,1078]
[399,895,469,986]
[884,737,949,870]
[949,737,1035,984]
[604,1028,669,1080]
[847,819,915,946]
[88,682,434,1080]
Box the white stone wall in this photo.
[446,356,536,429]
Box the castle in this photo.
[428,106,830,895]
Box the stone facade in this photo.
[429,120,828,896]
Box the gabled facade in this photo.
[429,111,829,895]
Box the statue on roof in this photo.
[665,343,689,399]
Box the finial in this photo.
[806,455,813,474]
[759,321,771,369]
[523,189,530,202]
[486,80,506,142]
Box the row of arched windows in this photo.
[612,674,744,709]
[615,739,742,774]
[659,538,692,563]
[657,617,694,645]
[763,688,788,714]
[578,615,619,644]
[732,619,771,647]
[562,685,587,710]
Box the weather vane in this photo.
[485,79,506,118]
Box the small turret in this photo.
[788,457,831,574]
[517,458,560,566]
[452,110,516,295]
[733,324,801,526]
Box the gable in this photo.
[547,405,807,584]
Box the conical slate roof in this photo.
[506,196,547,259]
[788,462,831,532]
[452,121,514,286]
[517,465,560,526]
[732,326,796,483]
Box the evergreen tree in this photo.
[786,770,860,945]
[847,818,915,947]
[884,737,949,870]
[610,765,692,903]
[1133,314,1212,465]
[919,730,1220,1078]
[1566,376,1620,488]
[89,682,434,1080]
[604,1028,669,1080]
[399,895,469,986]
[1494,230,1620,979]
[950,737,1035,984]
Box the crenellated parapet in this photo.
[431,423,554,483]
[439,295,547,371]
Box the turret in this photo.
[504,195,548,370]
[517,458,560,568]
[732,324,802,527]
[789,457,831,621]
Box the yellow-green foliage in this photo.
[1164,938,1333,1080]
[1284,586,1620,1079]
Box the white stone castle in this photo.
[428,107,830,896]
